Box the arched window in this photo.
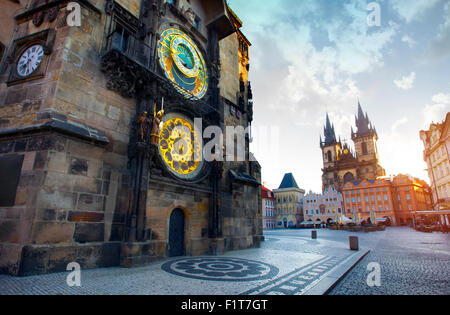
[327,151,332,162]
[362,142,368,155]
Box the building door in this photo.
[168,209,185,257]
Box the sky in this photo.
[228,0,450,193]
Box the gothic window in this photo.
[111,24,130,53]
[362,142,368,155]
[327,151,332,162]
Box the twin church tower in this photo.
[320,102,386,192]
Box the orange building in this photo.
[342,175,433,226]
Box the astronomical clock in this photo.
[158,28,208,101]
[158,113,204,181]
[155,27,210,181]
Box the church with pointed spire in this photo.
[320,101,386,192]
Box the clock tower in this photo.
[0,0,262,276]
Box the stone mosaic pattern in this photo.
[162,257,279,282]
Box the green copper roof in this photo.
[278,173,299,189]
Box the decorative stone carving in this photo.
[32,0,48,27]
[47,5,60,22]
[184,8,196,26]
[137,111,151,143]
[150,110,164,145]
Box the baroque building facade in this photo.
[321,102,386,193]
[342,175,432,226]
[273,173,305,228]
[0,0,262,276]
[420,113,450,212]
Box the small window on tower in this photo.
[362,142,368,155]
[327,151,332,162]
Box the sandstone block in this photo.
[31,222,75,244]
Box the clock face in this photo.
[17,45,44,77]
[158,28,208,100]
[159,115,203,179]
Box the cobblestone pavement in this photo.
[327,227,450,295]
[0,227,448,295]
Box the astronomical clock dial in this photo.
[17,45,44,77]
[159,115,203,180]
[158,28,208,100]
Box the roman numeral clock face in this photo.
[158,28,208,100]
[17,45,44,77]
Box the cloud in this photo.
[379,91,449,180]
[401,35,417,48]
[390,0,442,23]
[423,92,450,127]
[429,2,450,60]
[378,116,427,180]
[232,0,399,191]
[394,72,416,90]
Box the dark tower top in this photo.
[354,101,377,137]
[278,173,300,189]
[322,113,337,146]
